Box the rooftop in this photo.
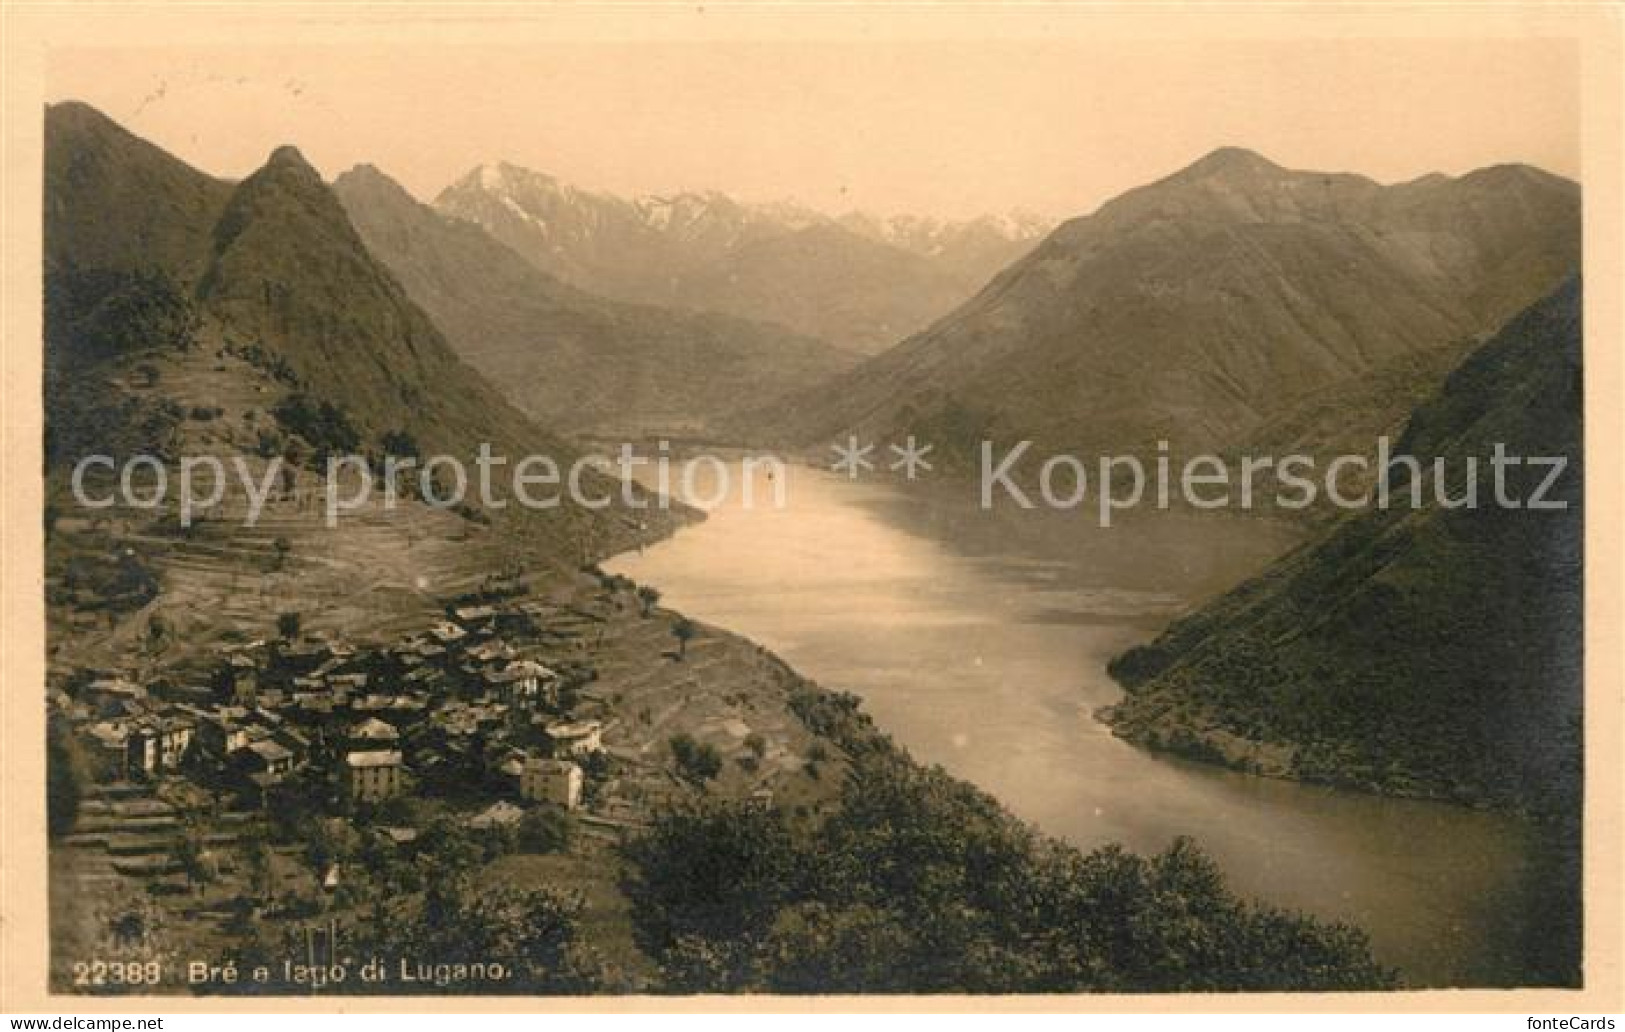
[351,717,400,740]
[346,749,403,769]
[545,720,602,739]
[248,739,292,762]
[524,758,579,774]
[467,800,524,829]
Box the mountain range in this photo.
[730,147,1580,470]
[43,101,657,560]
[434,162,1051,353]
[334,164,857,436]
[39,98,1586,986]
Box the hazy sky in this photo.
[47,37,1579,220]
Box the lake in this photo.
[607,460,1540,987]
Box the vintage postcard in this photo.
[1,1,1621,1015]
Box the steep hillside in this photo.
[195,146,561,461]
[736,148,1580,463]
[677,222,970,353]
[434,162,1049,353]
[43,101,233,285]
[44,102,673,590]
[44,103,232,467]
[1104,280,1582,811]
[333,164,856,436]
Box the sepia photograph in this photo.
[1,1,1621,1018]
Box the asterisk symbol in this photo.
[830,435,875,479]
[889,436,934,479]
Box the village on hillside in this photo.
[46,566,840,990]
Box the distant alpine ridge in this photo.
[434,161,1052,353]
[335,164,858,437]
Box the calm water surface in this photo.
[608,463,1540,986]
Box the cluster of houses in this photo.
[50,600,612,822]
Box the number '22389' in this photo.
[72,959,164,987]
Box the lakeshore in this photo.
[608,461,1552,987]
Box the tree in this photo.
[756,902,916,993]
[671,617,698,660]
[244,835,276,904]
[276,610,302,640]
[303,817,361,887]
[417,816,483,874]
[622,800,798,972]
[46,267,199,358]
[621,746,1397,994]
[46,717,87,838]
[255,427,285,459]
[272,536,293,570]
[518,806,573,854]
[669,733,723,784]
[110,550,159,609]
[636,586,662,618]
[108,904,152,950]
[172,825,218,896]
[377,794,429,828]
[358,876,601,993]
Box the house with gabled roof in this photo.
[486,659,559,710]
[520,757,583,810]
[543,719,603,758]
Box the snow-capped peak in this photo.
[441,160,1054,259]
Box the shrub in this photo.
[276,611,302,640]
[272,393,361,457]
[380,428,420,458]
